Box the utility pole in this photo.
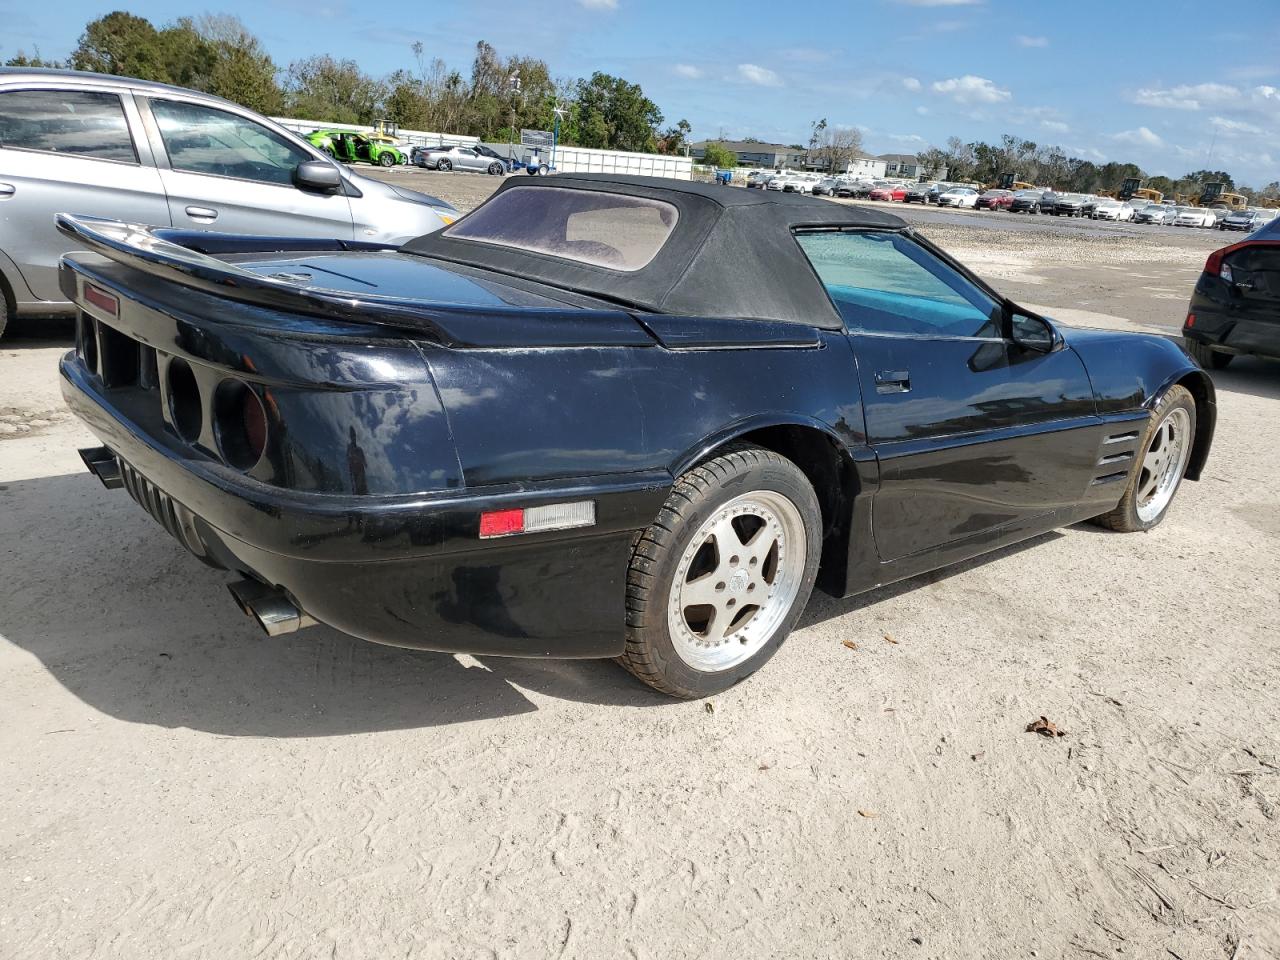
[508,72,522,154]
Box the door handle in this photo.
[185,205,218,221]
[0,183,14,198]
[875,369,911,394]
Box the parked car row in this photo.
[796,174,1272,232]
[743,170,825,193]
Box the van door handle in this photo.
[185,205,218,221]
[0,183,15,198]
[875,369,911,393]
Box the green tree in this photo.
[284,55,385,124]
[1182,169,1235,190]
[701,142,737,168]
[574,72,662,152]
[4,47,65,67]
[71,11,170,79]
[657,119,692,155]
[193,15,282,115]
[916,147,950,180]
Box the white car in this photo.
[937,187,979,208]
[1174,207,1215,228]
[764,173,793,191]
[780,174,819,194]
[1093,200,1135,222]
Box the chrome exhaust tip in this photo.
[227,579,317,637]
[78,446,123,490]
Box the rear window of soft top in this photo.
[444,185,679,272]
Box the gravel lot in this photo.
[2,171,1277,959]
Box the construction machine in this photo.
[995,172,1034,191]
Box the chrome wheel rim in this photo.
[668,491,807,672]
[1136,406,1192,523]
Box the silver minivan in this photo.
[0,68,460,335]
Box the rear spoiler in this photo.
[55,214,637,348]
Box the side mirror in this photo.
[294,160,341,192]
[1009,313,1057,353]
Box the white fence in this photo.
[545,144,692,180]
[272,117,693,180]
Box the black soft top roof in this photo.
[401,174,907,328]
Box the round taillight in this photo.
[166,358,203,443]
[213,379,268,470]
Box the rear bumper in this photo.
[62,355,670,657]
[1184,303,1280,360]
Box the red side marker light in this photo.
[1185,313,1196,328]
[84,283,119,318]
[479,509,525,539]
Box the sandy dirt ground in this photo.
[1,183,1278,959]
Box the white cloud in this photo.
[1110,126,1164,147]
[1069,145,1107,161]
[577,0,618,7]
[1040,119,1069,133]
[1209,115,1263,136]
[737,63,781,87]
[915,105,930,115]
[887,133,927,144]
[901,76,922,92]
[931,75,1011,104]
[673,64,702,79]
[1015,34,1048,47]
[893,0,982,5]
[1132,82,1239,110]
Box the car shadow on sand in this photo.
[1205,355,1280,402]
[0,471,670,738]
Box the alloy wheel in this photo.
[1135,407,1193,523]
[667,491,807,672]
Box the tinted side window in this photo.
[150,99,311,186]
[795,230,1000,338]
[0,90,137,162]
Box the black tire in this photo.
[619,445,822,699]
[0,287,8,340]
[438,159,452,171]
[379,152,396,167]
[1089,385,1196,532]
[488,162,504,175]
[1183,337,1233,370]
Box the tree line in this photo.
[920,134,1279,202]
[3,11,693,154]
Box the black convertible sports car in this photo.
[57,175,1215,698]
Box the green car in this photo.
[305,129,405,167]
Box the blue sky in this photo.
[4,0,1280,185]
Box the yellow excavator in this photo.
[994,172,1035,191]
[1189,182,1248,210]
[1117,177,1163,205]
[368,119,403,147]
